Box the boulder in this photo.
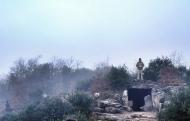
[114,94,123,104]
[140,95,153,111]
[122,106,133,112]
[122,90,128,107]
[93,107,104,113]
[98,99,122,108]
[95,113,121,121]
[105,107,122,114]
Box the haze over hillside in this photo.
[1,1,190,121]
[1,0,190,74]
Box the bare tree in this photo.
[169,51,184,67]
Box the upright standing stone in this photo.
[136,58,144,80]
[122,90,128,106]
[5,100,12,113]
[140,95,153,111]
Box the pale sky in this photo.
[0,0,190,74]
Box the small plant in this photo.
[75,112,89,121]
[158,87,190,121]
[67,92,93,115]
[76,80,91,92]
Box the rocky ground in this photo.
[91,81,187,121]
[92,96,158,121]
[93,111,157,121]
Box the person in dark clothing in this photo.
[136,58,144,80]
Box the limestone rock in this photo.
[105,107,122,114]
[140,95,153,111]
[95,113,121,121]
[122,106,133,112]
[98,99,122,108]
[93,107,104,113]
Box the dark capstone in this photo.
[66,119,77,121]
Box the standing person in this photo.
[136,58,144,80]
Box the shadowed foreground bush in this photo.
[158,87,190,121]
[67,92,93,116]
[1,92,93,121]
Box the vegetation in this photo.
[1,55,190,121]
[89,65,132,92]
[158,87,190,121]
[76,80,91,92]
[143,57,174,81]
[1,92,93,121]
[0,57,94,108]
[177,66,190,82]
[67,92,93,116]
[143,56,190,82]
[107,65,131,90]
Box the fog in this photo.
[0,57,95,114]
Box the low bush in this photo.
[107,65,131,90]
[1,98,74,121]
[67,92,93,115]
[144,57,174,81]
[1,92,93,121]
[158,87,190,121]
[75,112,89,121]
[76,80,91,92]
[1,114,19,121]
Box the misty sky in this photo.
[0,0,190,74]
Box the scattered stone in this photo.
[93,107,104,113]
[98,99,122,109]
[93,80,187,121]
[122,106,132,112]
[105,107,122,114]
[95,113,121,121]
[93,112,157,121]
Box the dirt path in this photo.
[95,111,158,121]
[118,112,158,121]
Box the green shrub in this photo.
[38,98,74,121]
[1,97,74,121]
[75,112,89,121]
[107,65,131,90]
[1,114,19,121]
[67,92,93,115]
[158,87,190,121]
[144,57,174,81]
[76,80,91,92]
[177,66,190,82]
[0,93,93,121]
